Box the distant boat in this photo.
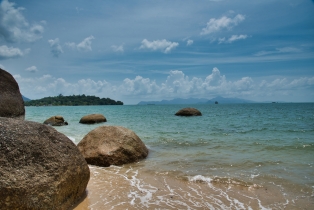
[147,104,155,105]
[215,101,218,104]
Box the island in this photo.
[24,94,123,106]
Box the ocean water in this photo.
[25,103,314,209]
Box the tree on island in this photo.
[24,94,123,106]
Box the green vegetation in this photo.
[24,94,123,106]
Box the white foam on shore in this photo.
[77,166,307,210]
[67,136,75,142]
[188,175,212,183]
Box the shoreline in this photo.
[74,165,314,209]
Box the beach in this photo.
[25,103,314,209]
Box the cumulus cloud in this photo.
[111,44,124,53]
[66,36,95,52]
[25,66,38,73]
[0,45,24,59]
[13,68,314,104]
[187,39,194,46]
[14,74,115,99]
[0,0,44,43]
[140,39,179,53]
[48,38,63,57]
[201,14,245,35]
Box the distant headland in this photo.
[24,94,123,106]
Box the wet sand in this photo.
[74,165,313,210]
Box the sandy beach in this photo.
[74,165,313,209]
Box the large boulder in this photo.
[44,115,68,126]
[77,126,148,167]
[175,107,202,116]
[79,114,107,124]
[0,117,90,210]
[0,68,25,119]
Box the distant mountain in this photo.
[137,98,209,105]
[22,95,31,101]
[138,96,255,105]
[206,96,255,104]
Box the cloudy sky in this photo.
[1,0,313,104]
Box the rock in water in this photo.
[0,68,25,119]
[0,117,90,210]
[44,115,68,126]
[175,107,202,116]
[79,114,107,124]
[77,126,148,167]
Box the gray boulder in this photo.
[0,68,25,119]
[77,126,148,167]
[0,117,90,210]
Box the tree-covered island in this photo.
[24,94,123,106]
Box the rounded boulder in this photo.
[0,117,90,210]
[0,68,25,119]
[77,126,148,167]
[44,115,68,126]
[79,114,107,124]
[175,107,202,116]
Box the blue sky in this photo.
[0,0,313,104]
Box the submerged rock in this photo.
[0,68,25,119]
[77,126,148,167]
[44,115,68,126]
[79,114,107,124]
[0,117,90,210]
[175,107,202,116]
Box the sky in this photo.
[0,0,313,104]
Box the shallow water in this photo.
[25,103,314,209]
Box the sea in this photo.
[25,103,314,209]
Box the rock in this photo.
[79,114,107,124]
[175,107,202,116]
[0,117,90,210]
[77,126,148,167]
[0,68,25,119]
[44,115,68,126]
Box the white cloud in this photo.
[111,44,124,53]
[66,36,95,52]
[77,36,95,51]
[228,34,247,43]
[25,66,38,73]
[259,77,314,90]
[48,38,63,57]
[219,34,248,44]
[0,45,25,59]
[122,76,158,95]
[187,39,194,46]
[14,74,116,99]
[255,47,302,56]
[201,14,245,35]
[0,0,44,43]
[13,68,314,104]
[140,39,179,53]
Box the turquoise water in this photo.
[25,103,314,209]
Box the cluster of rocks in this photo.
[43,113,107,127]
[0,68,149,209]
